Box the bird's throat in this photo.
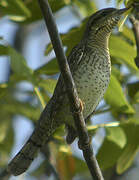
[87,31,111,51]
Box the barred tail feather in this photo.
[7,98,60,176]
[7,139,41,176]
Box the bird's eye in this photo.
[100,9,115,17]
[89,8,116,27]
[100,11,109,17]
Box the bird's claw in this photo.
[79,98,84,112]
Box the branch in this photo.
[37,0,104,180]
[129,3,139,69]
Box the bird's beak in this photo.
[116,7,130,15]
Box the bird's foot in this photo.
[79,98,84,112]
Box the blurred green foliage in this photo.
[0,0,139,179]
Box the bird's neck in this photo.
[82,30,111,52]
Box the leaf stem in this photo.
[34,87,46,108]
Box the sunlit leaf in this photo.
[0,118,14,166]
[118,7,132,31]
[34,58,59,75]
[8,46,33,77]
[73,0,97,17]
[49,0,71,12]
[97,138,123,170]
[117,123,139,174]
[110,35,138,73]
[0,83,8,98]
[37,78,57,94]
[111,66,124,82]
[0,44,8,55]
[104,74,135,114]
[121,25,135,43]
[106,126,126,148]
[19,0,42,24]
[125,0,139,7]
[0,0,31,21]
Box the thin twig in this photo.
[34,86,46,108]
[37,0,104,179]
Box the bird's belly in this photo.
[74,58,111,118]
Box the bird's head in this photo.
[83,7,129,48]
[86,7,128,34]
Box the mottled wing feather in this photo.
[68,45,85,71]
[53,44,85,97]
[51,44,85,113]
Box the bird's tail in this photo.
[7,98,61,176]
[7,138,41,176]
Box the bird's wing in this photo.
[68,45,85,72]
[54,44,85,95]
[51,44,85,115]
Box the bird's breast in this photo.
[73,49,111,118]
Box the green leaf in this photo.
[121,25,135,43]
[0,0,31,21]
[0,44,8,55]
[117,143,139,174]
[106,126,126,148]
[34,58,59,75]
[73,0,97,17]
[45,43,53,56]
[0,120,14,166]
[0,119,10,144]
[8,46,33,77]
[97,138,123,170]
[0,83,8,98]
[0,97,40,122]
[117,0,124,5]
[0,0,73,23]
[111,66,124,82]
[49,0,71,12]
[0,119,14,154]
[38,78,57,94]
[19,0,42,23]
[104,74,135,114]
[110,35,138,73]
[128,81,139,103]
[125,0,139,7]
[117,123,139,174]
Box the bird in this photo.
[7,7,128,176]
